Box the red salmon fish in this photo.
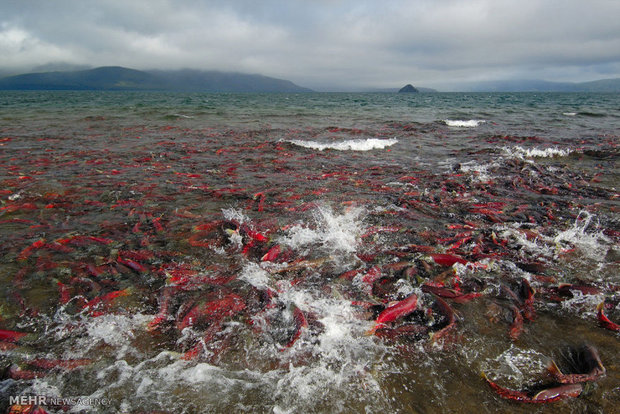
[430,253,468,267]
[597,302,620,332]
[0,329,27,342]
[482,373,583,403]
[421,284,482,303]
[367,293,418,335]
[177,294,246,331]
[547,345,606,384]
[283,306,308,349]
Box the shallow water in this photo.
[0,91,618,413]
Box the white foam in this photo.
[227,230,244,249]
[482,345,548,385]
[278,205,364,255]
[553,211,610,259]
[82,313,151,359]
[288,138,398,151]
[45,311,153,364]
[444,119,485,127]
[221,207,250,224]
[267,286,385,408]
[89,352,272,411]
[497,225,554,257]
[394,278,416,297]
[221,207,250,248]
[273,406,294,414]
[563,112,577,116]
[81,284,385,412]
[560,289,606,318]
[503,145,572,159]
[30,260,391,413]
[239,262,272,290]
[458,160,494,182]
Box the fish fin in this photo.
[364,326,377,336]
[547,359,563,379]
[364,323,384,336]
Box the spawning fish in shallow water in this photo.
[0,91,618,414]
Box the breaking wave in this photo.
[288,138,398,151]
[502,145,572,159]
[443,119,486,127]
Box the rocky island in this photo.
[398,84,419,93]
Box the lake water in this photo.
[0,91,618,413]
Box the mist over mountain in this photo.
[31,63,93,73]
[0,66,313,92]
[147,69,312,92]
[1,66,619,92]
[452,78,620,92]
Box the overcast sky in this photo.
[1,0,619,90]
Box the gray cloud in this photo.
[1,0,619,90]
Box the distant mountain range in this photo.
[1,66,619,93]
[0,66,313,92]
[455,78,620,92]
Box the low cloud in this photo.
[1,0,619,90]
